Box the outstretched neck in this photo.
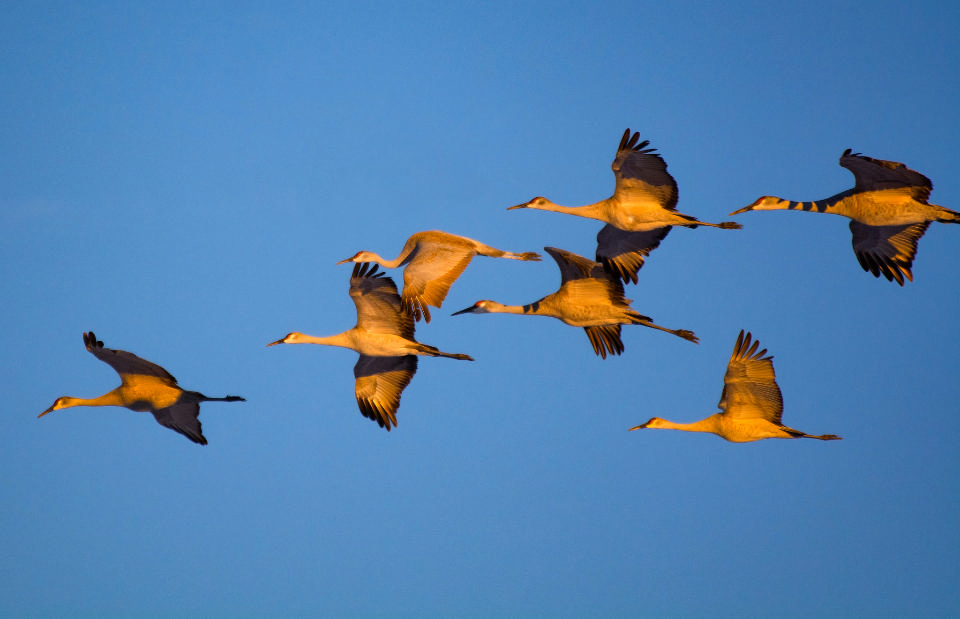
[766,190,855,215]
[653,415,722,434]
[280,331,358,350]
[530,198,609,222]
[57,390,126,410]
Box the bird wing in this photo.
[544,246,606,283]
[849,220,930,286]
[583,324,624,359]
[349,263,415,339]
[839,149,932,201]
[611,130,678,210]
[401,245,475,323]
[595,225,671,285]
[354,354,418,431]
[83,331,179,384]
[151,400,207,445]
[718,331,783,423]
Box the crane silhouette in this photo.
[267,263,473,431]
[337,230,540,322]
[452,246,698,359]
[38,332,245,445]
[508,129,741,284]
[732,149,959,285]
[630,330,841,442]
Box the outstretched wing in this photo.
[612,129,678,210]
[839,149,932,201]
[350,263,415,339]
[354,354,418,431]
[401,244,475,323]
[83,331,178,384]
[544,246,606,283]
[718,330,783,423]
[583,324,624,359]
[595,225,671,285]
[849,220,929,286]
[152,400,207,445]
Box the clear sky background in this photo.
[2,2,958,616]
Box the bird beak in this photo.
[335,257,353,265]
[266,338,285,347]
[506,203,527,210]
[38,405,56,418]
[451,305,478,316]
[729,200,758,216]
[627,423,648,431]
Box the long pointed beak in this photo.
[335,257,353,265]
[628,424,648,431]
[451,306,478,316]
[729,205,754,216]
[266,339,285,347]
[38,406,56,418]
[506,203,527,210]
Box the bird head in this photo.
[266,332,304,346]
[628,417,664,431]
[507,196,550,211]
[730,196,783,215]
[38,397,72,418]
[336,251,372,265]
[451,300,498,316]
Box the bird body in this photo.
[268,263,472,431]
[39,332,244,445]
[453,247,697,358]
[509,129,740,284]
[630,330,840,442]
[732,149,958,284]
[337,230,540,322]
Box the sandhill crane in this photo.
[452,247,698,359]
[38,332,245,445]
[337,230,541,322]
[508,129,741,284]
[732,149,959,285]
[630,330,841,442]
[267,263,473,431]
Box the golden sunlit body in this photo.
[453,247,697,359]
[509,129,740,284]
[337,230,540,322]
[630,330,841,442]
[39,332,245,445]
[732,149,959,284]
[268,263,473,431]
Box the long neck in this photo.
[61,389,126,409]
[288,331,357,349]
[655,415,722,434]
[534,198,608,222]
[486,299,558,318]
[770,189,855,215]
[372,235,421,268]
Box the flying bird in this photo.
[508,129,741,284]
[630,330,841,442]
[267,263,473,431]
[337,230,541,322]
[731,149,959,285]
[452,246,698,359]
[38,332,245,445]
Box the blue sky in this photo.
[2,1,958,616]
